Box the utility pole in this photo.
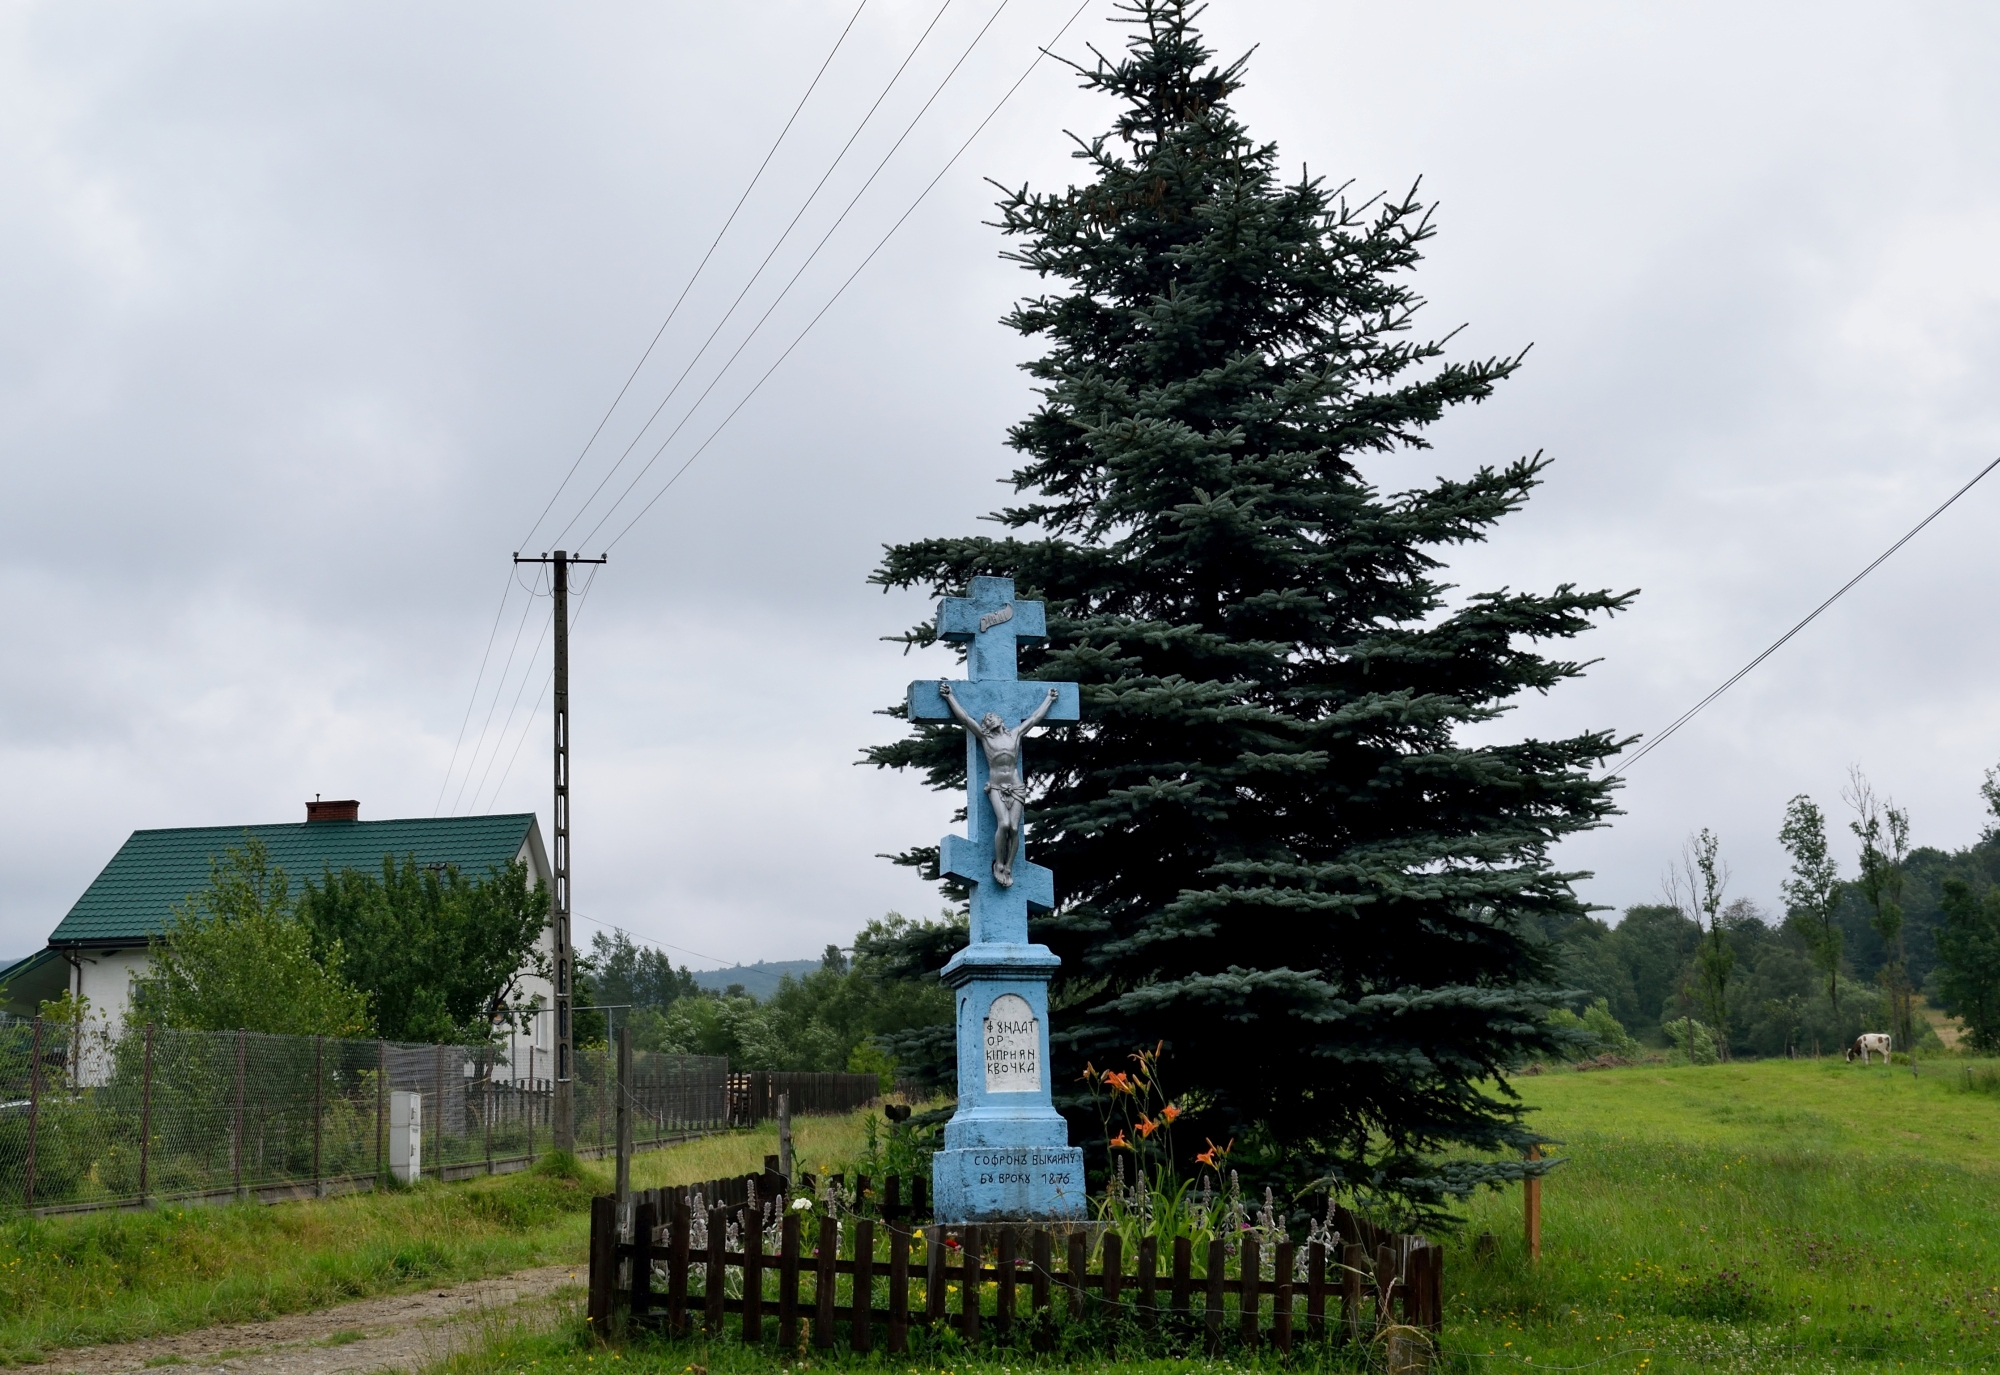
[513,547,607,1152]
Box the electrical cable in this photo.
[575,0,1024,549]
[432,568,518,816]
[596,0,1095,553]
[574,910,733,969]
[480,563,603,810]
[1615,452,2000,776]
[448,567,545,815]
[516,0,872,554]
[548,0,961,549]
[469,605,555,815]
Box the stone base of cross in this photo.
[906,576,1085,1222]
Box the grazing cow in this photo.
[1846,1032,1892,1064]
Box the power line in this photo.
[448,566,545,815]
[432,568,517,816]
[481,565,604,810]
[574,910,733,969]
[549,0,961,550]
[1616,452,2000,776]
[517,0,872,554]
[467,603,555,814]
[598,0,1096,552]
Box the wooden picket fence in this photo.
[586,1172,1442,1352]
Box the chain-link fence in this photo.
[0,1015,727,1214]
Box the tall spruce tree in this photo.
[869,0,1630,1215]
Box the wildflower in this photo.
[791,1197,814,1212]
[1136,1115,1160,1138]
[1161,1103,1180,1123]
[1102,1071,1134,1094]
[1108,1131,1131,1150]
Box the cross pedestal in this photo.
[906,576,1085,1222]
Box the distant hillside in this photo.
[691,960,820,1002]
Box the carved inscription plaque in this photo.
[983,993,1041,1093]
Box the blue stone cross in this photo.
[905,575,1086,1223]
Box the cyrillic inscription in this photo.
[983,993,1041,1092]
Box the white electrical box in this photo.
[389,1090,422,1183]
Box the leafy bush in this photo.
[1549,998,1639,1060]
[1660,1018,1720,1065]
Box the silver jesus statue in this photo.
[938,681,1060,887]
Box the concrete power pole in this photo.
[514,547,606,1152]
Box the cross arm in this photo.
[907,680,1080,725]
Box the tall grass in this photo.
[0,1110,885,1363]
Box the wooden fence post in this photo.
[138,1023,154,1204]
[742,1205,764,1344]
[1524,1143,1543,1262]
[994,1226,1016,1344]
[926,1226,948,1326]
[668,1195,691,1338]
[1137,1234,1157,1333]
[1204,1237,1226,1353]
[1306,1238,1326,1342]
[587,1194,616,1333]
[1171,1235,1192,1322]
[889,1225,911,1354]
[1239,1236,1260,1347]
[630,1199,657,1321]
[1067,1231,1088,1321]
[853,1216,876,1353]
[959,1225,982,1344]
[1031,1228,1053,1326]
[705,1205,727,1334]
[1102,1230,1123,1332]
[1342,1241,1365,1343]
[778,1211,800,1349]
[815,1215,837,1347]
[1274,1240,1295,1352]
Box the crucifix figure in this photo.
[903,575,1086,1224]
[938,680,1060,887]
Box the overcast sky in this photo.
[4,1,1999,968]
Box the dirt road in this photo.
[36,1267,579,1375]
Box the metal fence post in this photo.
[312,1034,324,1197]
[434,1043,445,1180]
[139,1023,154,1204]
[376,1039,386,1181]
[24,1016,43,1209]
[233,1027,247,1201]
[528,1043,537,1160]
[484,1045,494,1175]
[614,1025,632,1232]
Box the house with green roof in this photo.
[0,800,552,1036]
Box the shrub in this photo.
[1661,1018,1720,1066]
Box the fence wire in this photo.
[0,1016,726,1213]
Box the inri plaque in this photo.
[982,993,1041,1092]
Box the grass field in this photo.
[0,1114,869,1364]
[10,1064,1999,1373]
[428,1058,2000,1375]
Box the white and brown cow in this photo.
[1846,1032,1892,1064]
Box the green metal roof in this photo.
[47,814,540,946]
[0,946,70,1017]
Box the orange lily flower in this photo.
[1102,1071,1135,1095]
[1108,1131,1131,1150]
[1161,1104,1181,1123]
[1136,1115,1159,1138]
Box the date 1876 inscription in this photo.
[983,993,1041,1093]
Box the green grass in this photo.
[430,1060,2000,1375]
[0,1113,877,1365]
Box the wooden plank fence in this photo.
[726,1072,881,1125]
[587,1172,1442,1352]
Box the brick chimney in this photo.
[306,798,360,822]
